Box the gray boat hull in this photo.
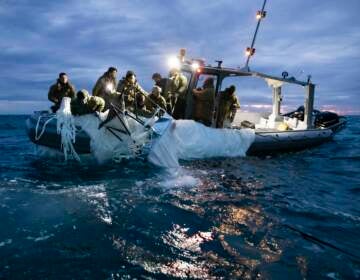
[26,111,346,156]
[26,111,91,154]
[247,126,341,155]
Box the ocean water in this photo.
[0,115,359,279]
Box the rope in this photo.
[34,108,81,162]
[56,112,80,162]
[56,97,81,162]
[35,115,56,141]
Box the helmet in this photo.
[152,72,161,80]
[228,85,236,94]
[108,66,117,73]
[77,89,90,100]
[126,70,136,79]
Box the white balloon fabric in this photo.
[148,120,255,168]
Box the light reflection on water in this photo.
[0,116,359,279]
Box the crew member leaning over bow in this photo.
[71,89,105,115]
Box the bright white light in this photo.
[106,83,114,93]
[191,62,200,71]
[167,56,180,69]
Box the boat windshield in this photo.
[196,73,218,89]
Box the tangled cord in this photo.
[56,105,81,162]
[35,98,81,162]
[35,115,56,141]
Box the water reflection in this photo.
[77,184,113,225]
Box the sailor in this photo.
[145,86,167,113]
[134,94,153,118]
[116,70,148,110]
[71,89,105,115]
[216,85,240,128]
[48,72,76,112]
[192,77,215,127]
[151,73,169,96]
[92,67,118,110]
[168,68,188,119]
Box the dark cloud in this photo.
[0,0,359,114]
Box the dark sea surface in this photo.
[0,115,359,279]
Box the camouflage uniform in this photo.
[48,79,76,112]
[146,93,167,112]
[216,91,240,128]
[192,86,215,127]
[170,73,188,119]
[71,90,105,115]
[92,73,117,110]
[116,78,148,110]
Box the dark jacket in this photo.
[155,78,171,99]
[48,79,76,107]
[192,86,215,126]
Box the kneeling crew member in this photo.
[48,72,76,112]
[146,86,167,113]
[117,70,148,110]
[71,89,105,115]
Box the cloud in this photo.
[0,0,359,115]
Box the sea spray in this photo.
[159,168,200,188]
[148,120,255,168]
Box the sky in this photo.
[0,0,359,115]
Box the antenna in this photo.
[244,0,267,70]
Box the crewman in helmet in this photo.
[71,89,105,115]
[145,86,167,114]
[192,77,215,127]
[116,70,148,110]
[92,67,118,110]
[48,72,76,112]
[168,68,188,118]
[216,85,240,128]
